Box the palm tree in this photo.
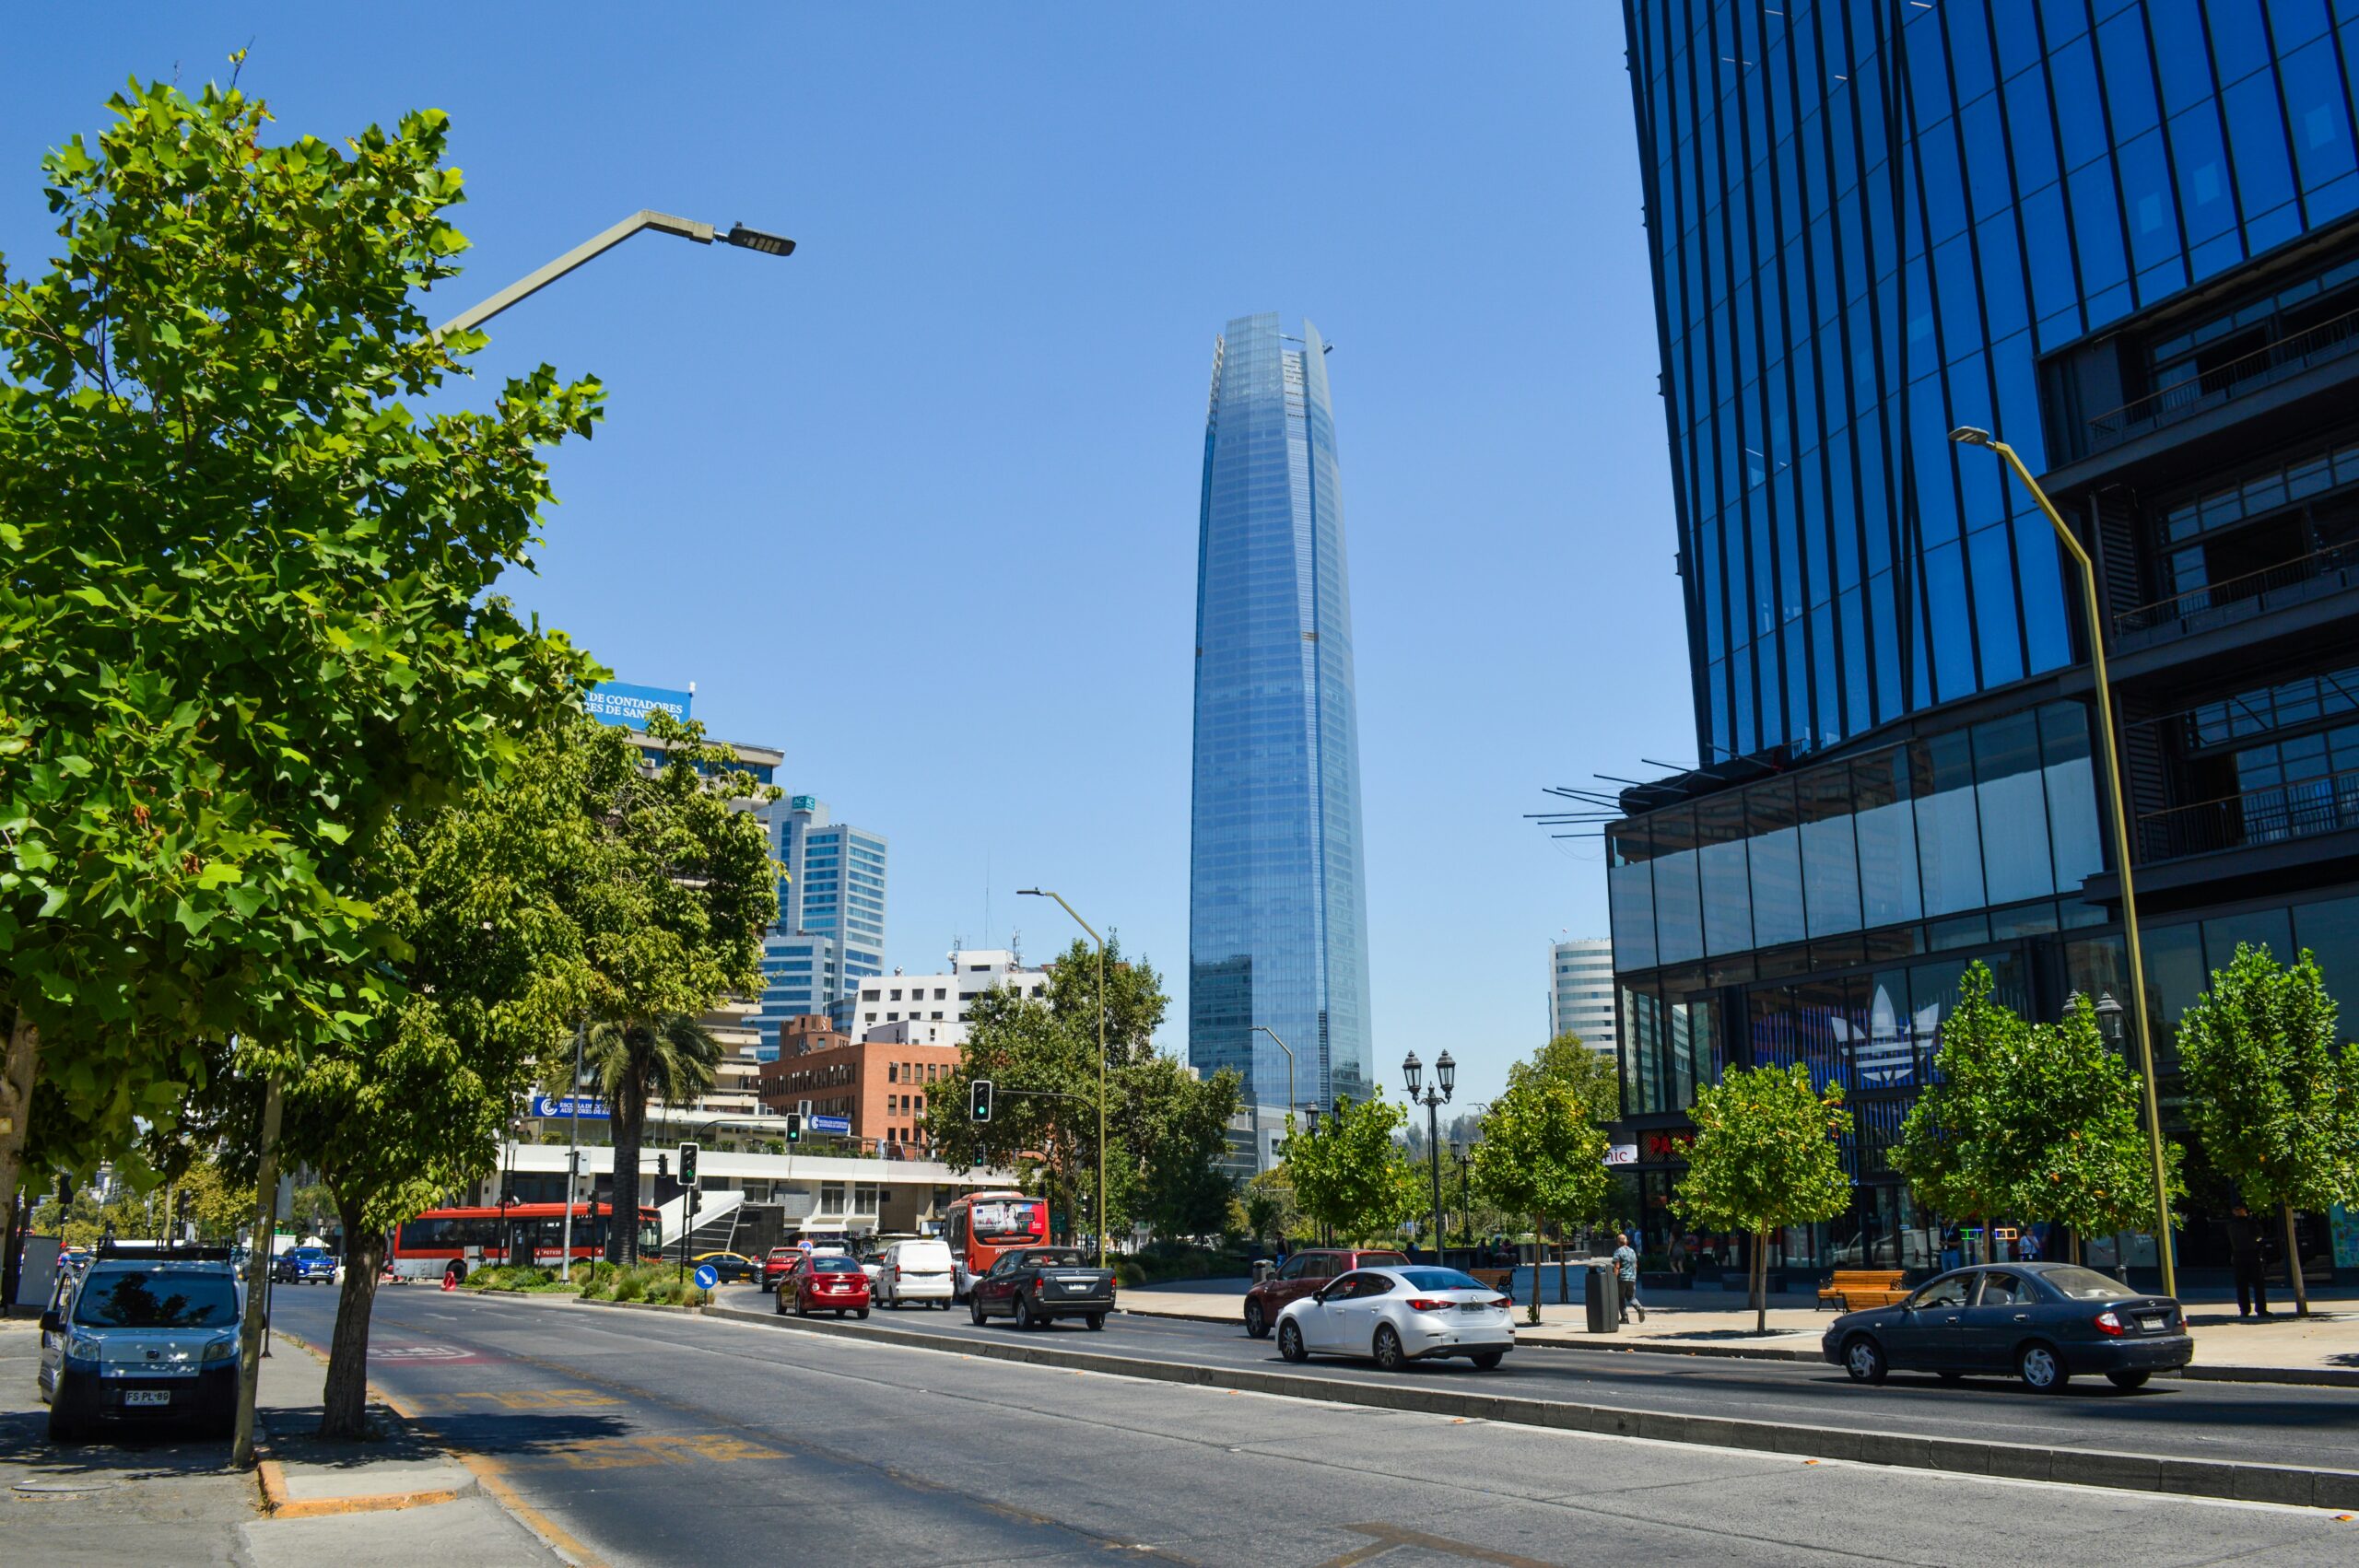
[585,1014,724,1262]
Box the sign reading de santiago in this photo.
[585,681,693,730]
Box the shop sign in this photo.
[1605,1143,1638,1166]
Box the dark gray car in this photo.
[1823,1262,2191,1392]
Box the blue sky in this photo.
[1,6,1697,1107]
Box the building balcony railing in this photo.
[2084,304,2359,455]
[2138,768,2359,862]
[2113,543,2359,647]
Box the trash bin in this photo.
[1251,1258,1274,1284]
[1584,1262,1617,1334]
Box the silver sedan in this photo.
[1275,1266,1516,1371]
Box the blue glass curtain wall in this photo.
[1625,0,2359,762]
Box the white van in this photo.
[875,1237,955,1309]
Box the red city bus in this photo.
[942,1189,1047,1300]
[388,1202,661,1282]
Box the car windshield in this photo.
[1023,1249,1089,1268]
[1397,1269,1486,1292]
[75,1270,239,1328]
[810,1258,862,1273]
[2036,1266,2133,1300]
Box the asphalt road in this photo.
[262,1285,2359,1568]
[709,1283,2359,1475]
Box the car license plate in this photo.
[1460,1303,1488,1314]
[2137,1314,2165,1331]
[123,1390,171,1407]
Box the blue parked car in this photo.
[1824,1262,2192,1392]
[272,1246,337,1286]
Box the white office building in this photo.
[1551,939,1618,1055]
[854,947,1050,1036]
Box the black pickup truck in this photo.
[968,1246,1116,1330]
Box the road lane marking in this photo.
[409,1387,622,1411]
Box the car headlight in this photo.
[65,1334,102,1361]
[202,1338,238,1363]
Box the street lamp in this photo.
[1953,426,2177,1298]
[1019,888,1109,1268]
[434,210,795,337]
[1251,1024,1296,1152]
[1402,1050,1454,1263]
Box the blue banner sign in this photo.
[529,1094,611,1120]
[585,681,693,730]
[808,1114,852,1136]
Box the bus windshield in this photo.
[969,1199,1045,1242]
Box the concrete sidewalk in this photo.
[1122,1276,2359,1382]
[0,1316,570,1567]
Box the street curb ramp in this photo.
[703,1305,2359,1513]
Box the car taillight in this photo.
[1406,1298,1448,1312]
[894,1266,902,1280]
[1034,1276,1047,1292]
[2095,1310,2124,1337]
[1494,1296,1513,1310]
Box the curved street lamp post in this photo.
[1019,889,1108,1268]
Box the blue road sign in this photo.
[529,1094,610,1119]
[809,1114,852,1136]
[693,1264,718,1290]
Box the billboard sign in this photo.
[808,1114,852,1136]
[530,1094,612,1120]
[585,681,693,730]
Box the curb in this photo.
[570,1294,710,1315]
[701,1305,2359,1512]
[1115,1305,2359,1386]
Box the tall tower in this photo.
[1190,313,1373,1114]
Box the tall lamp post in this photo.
[1951,427,2177,1297]
[1402,1051,1454,1263]
[434,210,794,336]
[1450,1140,1473,1247]
[1252,1024,1296,1165]
[1018,888,1109,1268]
[1302,1104,1330,1246]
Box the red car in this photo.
[1241,1248,1412,1340]
[777,1255,871,1318]
[760,1246,801,1293]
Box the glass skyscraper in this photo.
[1607,0,2359,1283]
[1190,313,1374,1113]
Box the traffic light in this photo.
[678,1141,699,1189]
[656,1152,669,1178]
[785,1113,803,1144]
[970,1079,994,1124]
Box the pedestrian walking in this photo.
[2226,1204,2272,1319]
[1612,1231,1645,1323]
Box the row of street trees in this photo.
[1,77,776,1444]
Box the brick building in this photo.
[756,1014,963,1157]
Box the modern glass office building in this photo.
[1190,313,1375,1113]
[1610,0,2359,1281]
[757,796,885,1048]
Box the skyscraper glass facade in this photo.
[1625,0,2359,765]
[1190,313,1374,1112]
[761,796,885,1045]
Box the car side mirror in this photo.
[40,1309,61,1334]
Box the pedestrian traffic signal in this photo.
[785,1113,803,1144]
[656,1153,669,1178]
[970,1079,994,1124]
[677,1141,699,1190]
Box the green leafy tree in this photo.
[927,935,1183,1244]
[587,1014,723,1263]
[2177,944,2359,1317]
[1532,1032,1621,1123]
[1242,1166,1296,1250]
[1890,964,2022,1250]
[1119,1053,1241,1242]
[0,78,603,1218]
[1285,1094,1420,1246]
[1674,1064,1851,1333]
[1472,1071,1611,1322]
[2001,994,2181,1261]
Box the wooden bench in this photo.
[1817,1269,1909,1310]
[1468,1268,1515,1305]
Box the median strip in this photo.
[701,1305,2359,1512]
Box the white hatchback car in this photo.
[1274,1266,1515,1371]
[875,1237,956,1309]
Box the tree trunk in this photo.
[2068,1228,2082,1266]
[232,1078,284,1469]
[319,1188,384,1441]
[1527,1215,1543,1325]
[0,1012,39,1250]
[2281,1201,2310,1317]
[1751,1229,1767,1335]
[607,1091,643,1265]
[1556,1224,1571,1307]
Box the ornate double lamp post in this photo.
[1402,1050,1454,1263]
